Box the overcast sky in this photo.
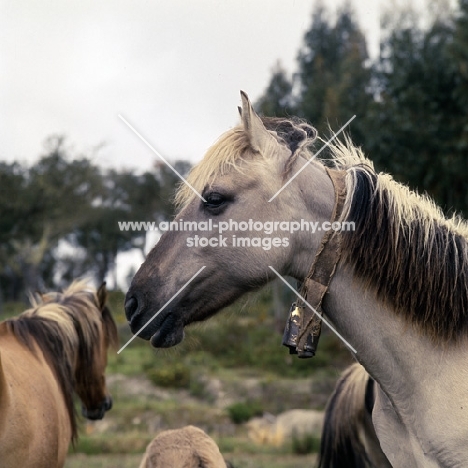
[1,0,385,173]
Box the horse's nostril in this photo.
[105,396,113,412]
[124,296,138,320]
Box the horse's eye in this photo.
[203,192,230,214]
[205,193,225,207]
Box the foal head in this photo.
[126,92,336,349]
[62,282,119,421]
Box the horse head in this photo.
[125,91,335,349]
[72,282,118,420]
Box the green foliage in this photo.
[0,136,103,298]
[453,0,468,109]
[108,344,153,375]
[290,430,320,455]
[0,301,26,319]
[227,400,264,424]
[364,12,468,216]
[144,362,191,388]
[106,290,126,323]
[188,375,209,400]
[185,312,350,378]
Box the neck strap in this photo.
[282,167,347,358]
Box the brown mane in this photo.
[4,281,118,441]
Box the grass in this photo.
[65,452,318,468]
[227,401,264,424]
[72,433,153,455]
[0,300,28,319]
[1,289,352,380]
[225,453,318,468]
[65,454,144,468]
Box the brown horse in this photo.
[0,281,118,468]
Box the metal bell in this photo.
[282,302,321,358]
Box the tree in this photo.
[0,136,103,300]
[67,168,160,284]
[296,3,372,145]
[256,61,295,117]
[364,8,468,215]
[452,0,468,147]
[0,161,29,301]
[65,159,191,285]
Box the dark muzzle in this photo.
[82,395,113,420]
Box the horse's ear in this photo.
[35,290,45,300]
[97,282,108,310]
[29,290,44,306]
[240,90,275,153]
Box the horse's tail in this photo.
[317,363,390,468]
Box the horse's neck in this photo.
[326,265,468,466]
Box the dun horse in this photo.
[139,425,231,468]
[126,92,468,467]
[0,281,118,468]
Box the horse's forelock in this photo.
[175,128,254,211]
[175,117,319,212]
[31,285,103,353]
[261,116,318,177]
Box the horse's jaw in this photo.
[126,257,257,349]
[150,329,184,348]
[148,312,185,348]
[126,301,186,348]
